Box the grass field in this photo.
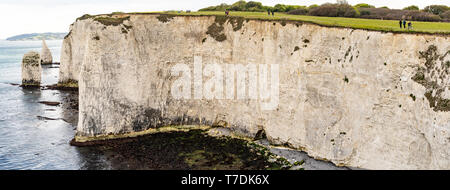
[152,11,450,35]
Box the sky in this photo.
[0,0,449,39]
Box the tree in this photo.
[403,5,419,11]
[308,4,319,9]
[360,9,371,16]
[230,0,247,11]
[245,1,262,9]
[354,3,375,9]
[288,7,309,15]
[336,0,348,5]
[423,5,449,15]
[441,10,450,21]
[344,6,360,17]
[309,3,359,18]
[285,5,304,12]
[199,3,231,11]
[273,4,287,12]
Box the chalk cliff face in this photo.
[61,13,450,169]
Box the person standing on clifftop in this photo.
[403,20,407,29]
[268,9,271,16]
[408,21,413,30]
[272,11,275,16]
[399,20,402,29]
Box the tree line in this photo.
[199,1,450,22]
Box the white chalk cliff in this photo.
[40,39,53,64]
[60,13,450,169]
[22,51,41,86]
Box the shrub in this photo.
[308,4,319,9]
[360,10,371,16]
[308,3,359,18]
[309,3,337,17]
[199,3,231,11]
[358,8,442,22]
[337,0,348,4]
[403,5,419,11]
[230,0,247,11]
[406,11,442,22]
[354,3,375,9]
[441,10,450,21]
[245,1,263,9]
[424,5,449,15]
[344,6,360,17]
[288,8,309,15]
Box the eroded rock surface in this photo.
[22,51,41,86]
[61,14,450,169]
[40,39,53,65]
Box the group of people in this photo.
[399,20,413,30]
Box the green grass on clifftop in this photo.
[148,11,450,35]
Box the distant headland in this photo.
[6,33,67,41]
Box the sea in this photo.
[0,40,109,169]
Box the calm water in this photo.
[0,40,110,170]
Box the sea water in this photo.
[0,40,110,170]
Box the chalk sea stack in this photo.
[40,39,53,65]
[21,51,41,87]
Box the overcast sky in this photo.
[0,0,449,39]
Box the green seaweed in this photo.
[58,79,78,88]
[22,79,40,87]
[81,129,293,170]
[293,160,305,166]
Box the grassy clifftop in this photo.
[146,11,450,35]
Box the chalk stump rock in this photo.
[40,39,53,65]
[21,51,41,87]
